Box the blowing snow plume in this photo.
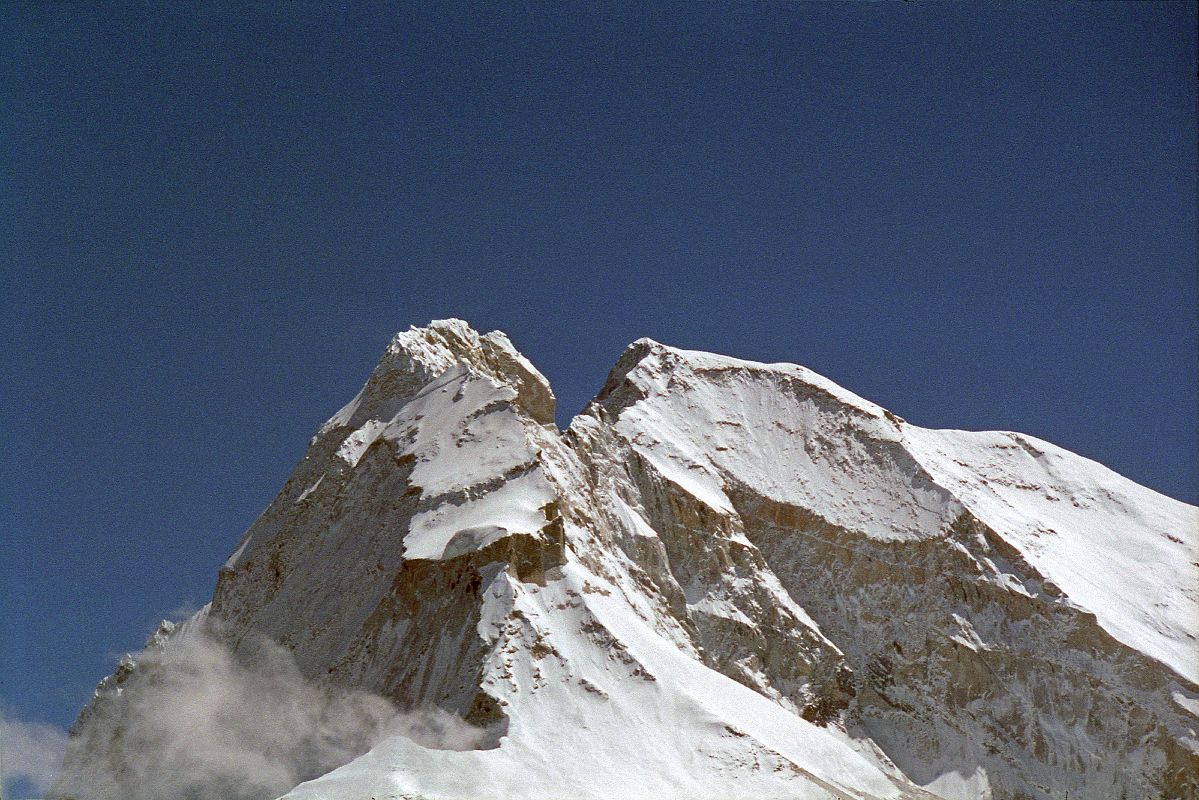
[51,622,486,800]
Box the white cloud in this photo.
[1,710,68,794]
[52,628,486,800]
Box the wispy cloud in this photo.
[1,710,68,794]
[52,627,486,800]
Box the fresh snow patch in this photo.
[405,468,557,560]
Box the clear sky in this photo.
[2,2,1196,794]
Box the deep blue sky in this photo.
[2,1,1196,791]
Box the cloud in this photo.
[1,710,68,794]
[51,627,487,800]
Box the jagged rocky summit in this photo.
[55,320,1199,800]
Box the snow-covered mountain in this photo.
[53,320,1198,799]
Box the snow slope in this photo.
[597,338,1198,685]
[54,321,1198,800]
[904,426,1198,685]
[284,561,919,800]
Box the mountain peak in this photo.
[54,322,1199,800]
[592,335,889,424]
[321,320,556,436]
[387,319,556,426]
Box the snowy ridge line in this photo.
[619,337,892,420]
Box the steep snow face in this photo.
[591,339,964,539]
[54,322,1198,800]
[282,561,924,800]
[904,427,1199,686]
[587,339,1199,799]
[592,338,1199,686]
